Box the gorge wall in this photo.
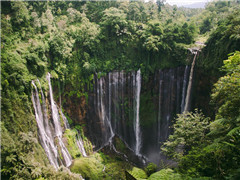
[84,65,191,164]
[32,51,198,167]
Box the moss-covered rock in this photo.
[148,169,183,180]
[115,136,127,154]
[70,153,105,179]
[128,167,148,180]
[64,129,82,158]
[82,137,93,155]
[144,163,158,177]
[70,151,148,179]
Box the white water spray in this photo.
[134,69,142,156]
[47,73,72,167]
[32,81,59,169]
[184,50,198,112]
[181,66,189,113]
[76,135,87,157]
[99,77,114,144]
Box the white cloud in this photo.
[166,0,210,6]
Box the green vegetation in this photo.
[70,152,146,179]
[161,110,210,160]
[162,51,240,179]
[1,122,80,180]
[114,136,127,154]
[63,127,93,159]
[63,129,82,158]
[148,169,184,180]
[200,10,240,72]
[128,167,148,179]
[1,0,240,179]
[144,163,158,177]
[70,154,105,179]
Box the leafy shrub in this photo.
[1,122,80,180]
[144,163,158,177]
[63,129,81,158]
[148,169,183,180]
[128,167,147,179]
[70,154,105,179]
[161,110,210,160]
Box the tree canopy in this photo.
[1,0,240,179]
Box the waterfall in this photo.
[184,50,198,112]
[134,69,142,156]
[108,73,112,134]
[47,73,62,137]
[92,70,143,155]
[157,71,163,147]
[47,73,72,167]
[98,75,114,145]
[89,67,193,162]
[57,136,72,167]
[76,135,87,157]
[112,71,119,134]
[60,108,70,129]
[32,81,59,169]
[33,74,89,169]
[181,66,190,113]
[37,79,54,142]
[102,77,114,142]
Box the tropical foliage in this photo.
[1,0,240,179]
[162,51,240,179]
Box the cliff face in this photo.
[61,67,189,164]
[192,68,219,119]
[64,94,87,126]
[54,50,219,166]
[140,67,190,164]
[51,51,219,166]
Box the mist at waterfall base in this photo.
[86,66,191,165]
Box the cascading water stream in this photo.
[33,74,88,170]
[98,76,114,146]
[112,72,119,134]
[60,108,70,130]
[37,79,54,142]
[184,50,198,112]
[47,73,62,137]
[134,69,142,156]
[94,70,143,156]
[76,135,87,157]
[102,78,114,142]
[181,66,190,113]
[32,81,59,169]
[157,74,163,147]
[108,73,112,135]
[47,73,72,167]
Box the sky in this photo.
[165,0,210,6]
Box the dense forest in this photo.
[1,0,240,179]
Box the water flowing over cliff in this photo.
[88,70,142,155]
[32,80,60,169]
[86,66,193,164]
[46,73,72,167]
[134,69,142,156]
[32,74,87,169]
[184,50,198,112]
[32,52,197,167]
[32,61,195,166]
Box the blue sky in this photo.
[166,0,210,6]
